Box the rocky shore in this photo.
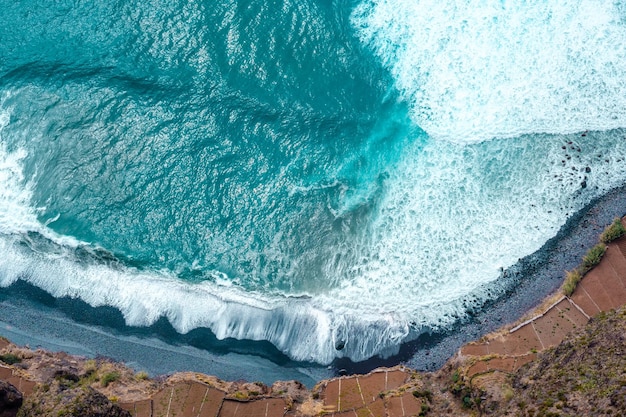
[1,219,625,416]
[1,307,624,417]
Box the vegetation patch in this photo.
[448,369,481,410]
[100,371,120,388]
[562,269,583,296]
[18,379,129,417]
[600,217,626,243]
[412,389,433,402]
[232,391,248,400]
[0,353,21,365]
[562,241,608,296]
[582,243,606,271]
[135,371,149,381]
[507,307,626,416]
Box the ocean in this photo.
[1,0,626,383]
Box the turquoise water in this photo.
[1,0,626,366]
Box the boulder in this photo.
[0,380,23,417]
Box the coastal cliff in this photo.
[1,306,624,417]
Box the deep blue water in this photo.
[1,0,626,376]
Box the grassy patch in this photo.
[563,269,583,296]
[0,353,21,365]
[135,371,149,381]
[582,243,606,271]
[562,242,608,296]
[79,370,99,386]
[84,359,97,372]
[600,218,626,243]
[101,371,120,387]
[503,384,514,402]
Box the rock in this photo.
[53,369,80,383]
[18,380,130,417]
[271,380,308,403]
[0,380,23,417]
[29,357,81,382]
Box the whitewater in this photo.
[1,0,626,368]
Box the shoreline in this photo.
[2,220,625,416]
[1,185,626,386]
[319,182,626,374]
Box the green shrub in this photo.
[412,389,433,402]
[582,243,606,270]
[135,371,149,381]
[462,395,473,408]
[0,353,21,365]
[101,371,120,387]
[563,269,583,296]
[451,370,460,383]
[600,218,626,243]
[233,391,248,400]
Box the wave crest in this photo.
[0,231,423,364]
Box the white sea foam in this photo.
[0,115,41,234]
[352,0,626,142]
[330,132,626,335]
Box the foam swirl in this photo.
[352,0,626,142]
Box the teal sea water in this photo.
[1,0,626,368]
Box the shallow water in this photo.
[1,0,626,372]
